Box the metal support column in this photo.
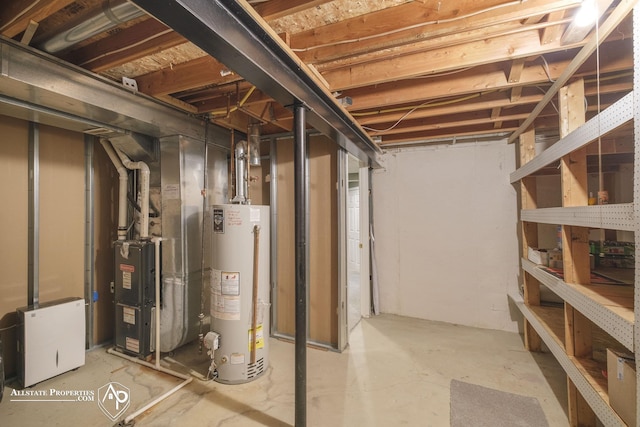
[294,102,308,427]
[28,122,39,308]
[84,135,95,349]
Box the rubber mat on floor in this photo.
[450,379,549,427]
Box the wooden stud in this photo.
[567,378,597,426]
[519,128,542,351]
[559,77,595,427]
[510,86,523,102]
[559,78,591,285]
[541,10,569,45]
[509,59,526,83]
[19,20,39,46]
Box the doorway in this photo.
[346,154,362,333]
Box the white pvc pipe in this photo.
[113,146,151,239]
[106,348,192,424]
[99,139,128,240]
[153,237,162,369]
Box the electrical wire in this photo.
[539,55,556,83]
[534,86,559,113]
[352,92,484,118]
[408,67,474,79]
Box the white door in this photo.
[346,155,361,332]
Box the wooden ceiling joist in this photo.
[293,0,581,65]
[322,29,586,91]
[0,0,75,37]
[63,18,186,72]
[135,56,243,96]
[344,40,631,112]
[254,0,333,21]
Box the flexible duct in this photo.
[100,139,128,240]
[113,146,150,239]
[40,1,145,53]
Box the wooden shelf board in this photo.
[573,356,609,404]
[565,282,634,320]
[528,304,565,349]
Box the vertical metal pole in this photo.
[294,102,307,427]
[84,135,95,349]
[270,137,278,334]
[28,122,39,309]
[633,6,640,424]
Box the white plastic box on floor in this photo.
[16,297,86,387]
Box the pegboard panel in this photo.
[511,93,634,183]
[511,293,626,427]
[522,259,634,351]
[521,204,635,231]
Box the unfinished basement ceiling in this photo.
[0,0,634,149]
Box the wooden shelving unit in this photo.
[510,5,639,426]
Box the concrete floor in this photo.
[0,314,568,426]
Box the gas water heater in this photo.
[210,204,270,384]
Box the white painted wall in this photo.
[372,140,520,332]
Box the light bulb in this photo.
[574,0,597,28]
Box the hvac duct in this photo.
[159,135,208,351]
[40,1,145,53]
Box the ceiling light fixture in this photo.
[573,0,598,27]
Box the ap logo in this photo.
[98,382,131,421]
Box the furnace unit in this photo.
[113,240,156,358]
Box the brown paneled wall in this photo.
[0,116,118,377]
[275,135,338,347]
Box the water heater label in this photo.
[230,353,245,365]
[221,272,240,296]
[248,324,264,351]
[213,208,224,233]
[250,208,260,223]
[227,209,242,227]
[211,270,241,320]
